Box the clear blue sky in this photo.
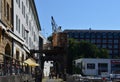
[35,0,120,38]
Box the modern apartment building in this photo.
[64,29,120,58]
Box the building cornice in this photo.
[64,29,120,33]
[29,0,41,31]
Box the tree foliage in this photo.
[47,35,52,42]
[68,38,109,59]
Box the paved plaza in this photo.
[42,77,64,82]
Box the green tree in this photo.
[67,39,109,74]
[68,39,109,59]
[97,48,109,58]
[47,35,52,42]
[78,40,99,58]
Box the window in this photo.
[0,29,2,43]
[7,3,9,20]
[18,19,20,33]
[22,54,24,61]
[22,1,23,14]
[91,33,96,38]
[16,50,19,60]
[29,21,31,31]
[114,45,118,49]
[26,0,28,7]
[85,33,90,38]
[87,63,95,69]
[109,50,112,54]
[97,44,101,48]
[23,6,25,17]
[96,39,101,43]
[29,37,31,47]
[16,0,18,4]
[108,44,112,49]
[114,50,118,54]
[16,0,20,8]
[16,15,18,31]
[26,32,28,44]
[114,40,118,44]
[102,33,107,38]
[74,33,79,38]
[113,33,118,38]
[108,39,112,43]
[91,39,95,43]
[4,0,6,17]
[102,45,107,48]
[108,32,113,38]
[97,33,101,38]
[102,39,107,43]
[80,33,84,38]
[98,63,108,75]
[22,2,25,17]
[26,14,28,25]
[34,32,35,41]
[22,24,24,37]
[18,0,20,8]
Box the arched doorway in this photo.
[4,43,11,75]
[5,43,11,61]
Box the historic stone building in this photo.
[0,0,43,81]
[0,0,13,62]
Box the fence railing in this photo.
[0,53,31,76]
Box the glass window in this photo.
[26,14,28,25]
[18,0,20,8]
[26,0,28,7]
[29,21,31,31]
[102,45,107,48]
[16,0,18,3]
[87,63,95,69]
[109,50,112,54]
[22,24,24,37]
[91,39,95,43]
[26,32,28,44]
[114,40,118,44]
[16,15,18,31]
[108,44,112,49]
[24,6,25,17]
[114,45,118,49]
[108,39,112,43]
[74,33,79,38]
[7,3,9,20]
[97,33,101,38]
[97,44,101,48]
[85,33,90,38]
[108,33,113,38]
[80,33,84,38]
[102,33,107,38]
[91,33,96,38]
[114,50,118,54]
[102,39,107,43]
[96,39,101,43]
[22,1,23,14]
[114,33,119,38]
[18,19,20,33]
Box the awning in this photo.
[24,58,39,67]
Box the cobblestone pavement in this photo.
[42,77,64,82]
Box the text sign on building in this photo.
[111,60,120,64]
